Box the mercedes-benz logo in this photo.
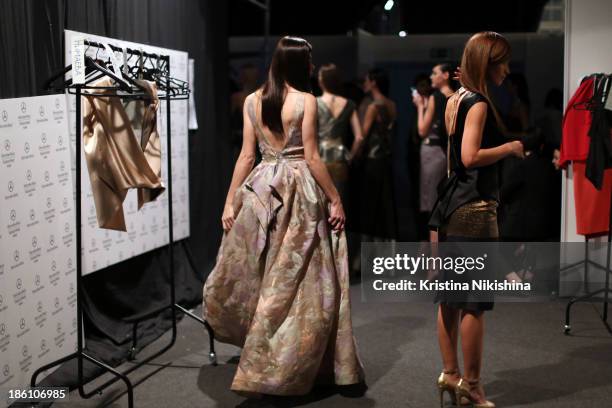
[10,209,16,222]
[26,169,32,181]
[39,106,44,117]
[16,278,22,290]
[1,110,7,122]
[19,318,26,330]
[7,180,14,193]
[19,102,26,114]
[3,139,10,151]
[24,142,30,154]
[13,250,19,262]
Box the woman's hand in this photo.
[508,140,525,159]
[221,203,235,232]
[552,148,561,170]
[453,66,461,82]
[328,199,346,232]
[412,93,425,108]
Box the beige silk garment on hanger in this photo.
[82,78,165,231]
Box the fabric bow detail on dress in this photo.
[245,155,294,234]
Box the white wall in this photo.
[562,0,612,243]
[559,0,612,293]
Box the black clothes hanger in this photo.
[44,56,135,93]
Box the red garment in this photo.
[559,77,594,168]
[573,161,612,236]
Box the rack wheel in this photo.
[128,347,137,360]
[564,325,571,335]
[209,352,217,365]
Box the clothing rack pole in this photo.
[29,42,215,408]
[564,186,612,335]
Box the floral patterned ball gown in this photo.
[202,91,364,395]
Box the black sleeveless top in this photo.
[429,90,504,229]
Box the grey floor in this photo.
[58,287,612,408]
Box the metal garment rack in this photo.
[563,190,612,335]
[30,40,216,408]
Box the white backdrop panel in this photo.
[0,95,78,407]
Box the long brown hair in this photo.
[458,31,511,128]
[261,36,312,133]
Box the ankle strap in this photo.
[462,377,481,386]
[443,369,459,375]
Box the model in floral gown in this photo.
[202,36,364,397]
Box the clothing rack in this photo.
[563,73,612,335]
[30,40,216,408]
[563,198,612,335]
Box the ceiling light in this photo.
[384,0,394,11]
[399,30,406,37]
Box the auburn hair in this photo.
[458,31,511,129]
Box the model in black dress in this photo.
[428,32,525,408]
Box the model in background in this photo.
[413,63,456,242]
[429,32,525,408]
[317,63,364,203]
[358,68,397,240]
[203,36,364,398]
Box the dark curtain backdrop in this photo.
[0,0,231,388]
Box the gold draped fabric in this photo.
[82,79,165,231]
[203,92,364,395]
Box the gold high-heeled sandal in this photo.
[455,378,495,408]
[437,370,460,408]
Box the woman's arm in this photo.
[349,110,364,159]
[461,102,524,169]
[221,95,257,231]
[415,94,435,138]
[302,94,345,231]
[362,103,377,139]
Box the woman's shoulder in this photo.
[460,89,487,107]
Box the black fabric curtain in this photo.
[0,0,231,388]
